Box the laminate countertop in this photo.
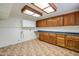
[37,30,79,36]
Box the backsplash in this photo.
[37,26,79,33]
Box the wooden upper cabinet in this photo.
[56,16,63,26]
[36,20,47,27]
[36,20,43,27]
[47,16,63,27]
[75,12,79,25]
[36,11,79,27]
[47,18,57,27]
[64,13,75,26]
[42,20,47,27]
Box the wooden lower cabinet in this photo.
[39,32,57,44]
[72,36,79,51]
[57,34,65,47]
[39,32,79,52]
[65,36,79,52]
[65,36,74,49]
[49,33,57,44]
[43,32,49,42]
[39,32,49,43]
[39,32,44,41]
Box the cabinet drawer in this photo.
[57,37,65,40]
[57,37,65,47]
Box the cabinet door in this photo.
[56,16,64,26]
[47,16,63,27]
[73,36,79,51]
[49,33,57,44]
[57,34,65,47]
[42,20,47,27]
[47,18,57,27]
[65,36,74,49]
[36,20,47,27]
[39,32,44,41]
[43,32,49,42]
[64,13,75,26]
[36,20,43,27]
[75,12,79,25]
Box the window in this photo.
[32,3,57,13]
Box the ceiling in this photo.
[0,3,79,21]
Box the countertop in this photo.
[37,30,79,36]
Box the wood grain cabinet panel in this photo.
[36,21,38,27]
[49,34,57,44]
[72,36,79,52]
[57,34,65,47]
[75,12,79,25]
[42,20,47,27]
[36,20,47,27]
[36,11,79,27]
[39,32,49,42]
[65,36,79,52]
[39,32,44,41]
[36,20,43,27]
[47,16,63,27]
[43,32,49,42]
[47,18,57,27]
[65,36,75,50]
[39,32,57,44]
[56,16,64,26]
[39,32,79,52]
[64,13,75,26]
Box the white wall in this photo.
[37,26,79,33]
[0,17,21,47]
[21,19,36,41]
[0,17,36,48]
[22,19,36,27]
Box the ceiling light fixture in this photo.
[21,5,42,17]
[32,3,57,13]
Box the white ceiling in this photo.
[0,3,79,21]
